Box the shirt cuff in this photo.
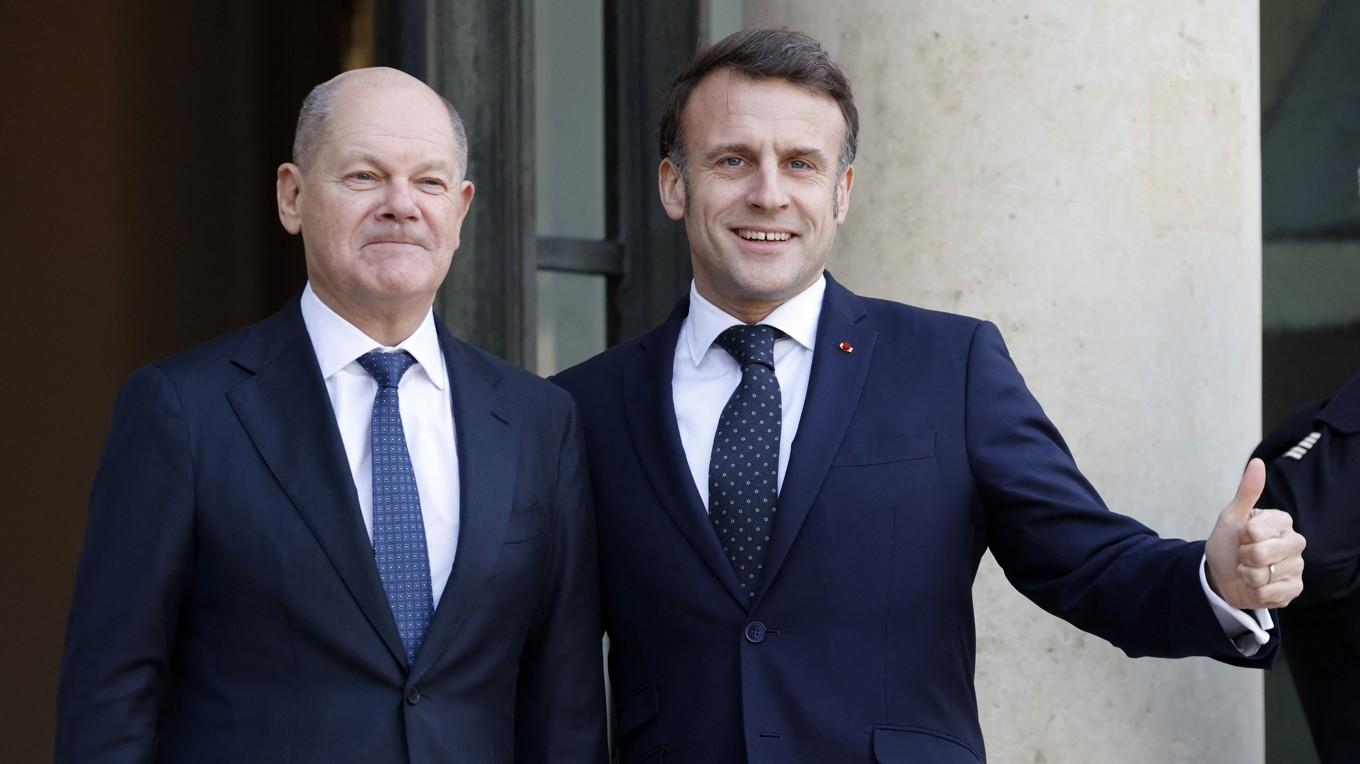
[1199,555,1273,657]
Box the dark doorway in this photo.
[1,2,360,759]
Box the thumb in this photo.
[1228,457,1266,519]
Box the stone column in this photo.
[745,2,1262,761]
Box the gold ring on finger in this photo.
[1267,563,1276,585]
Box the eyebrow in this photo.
[704,143,832,166]
[704,143,755,160]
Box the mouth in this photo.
[732,228,796,243]
[363,239,426,250]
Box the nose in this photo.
[377,181,421,221]
[746,164,790,211]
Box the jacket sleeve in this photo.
[513,401,608,763]
[966,321,1275,664]
[56,365,196,762]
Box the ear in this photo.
[658,157,687,221]
[276,163,304,234]
[449,179,476,236]
[834,165,854,224]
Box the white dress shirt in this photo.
[300,283,461,607]
[671,276,1271,654]
[674,277,823,509]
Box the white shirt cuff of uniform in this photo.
[1199,555,1273,657]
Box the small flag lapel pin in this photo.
[838,341,854,353]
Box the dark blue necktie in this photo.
[709,325,783,598]
[358,350,433,666]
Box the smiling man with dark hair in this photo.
[554,28,1306,763]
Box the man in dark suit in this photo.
[1253,370,1360,762]
[56,67,606,763]
[553,29,1306,763]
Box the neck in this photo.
[311,286,431,347]
[719,302,779,325]
[694,281,808,325]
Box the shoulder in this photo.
[462,339,573,403]
[134,303,301,402]
[553,332,647,392]
[823,273,990,343]
[845,292,1002,370]
[447,339,581,436]
[1255,400,1326,463]
[859,295,988,336]
[1255,370,1360,462]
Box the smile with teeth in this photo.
[735,229,793,242]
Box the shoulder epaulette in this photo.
[1283,431,1322,460]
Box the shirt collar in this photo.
[299,282,448,390]
[683,274,826,367]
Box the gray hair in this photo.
[291,75,470,177]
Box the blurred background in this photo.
[1,0,1354,761]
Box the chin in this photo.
[370,264,444,294]
[735,271,811,303]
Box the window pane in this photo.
[535,0,605,376]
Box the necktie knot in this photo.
[715,324,779,370]
[358,350,417,389]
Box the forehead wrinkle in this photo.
[337,147,456,168]
[332,125,454,151]
[329,136,459,174]
[695,77,841,148]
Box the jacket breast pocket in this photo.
[831,430,936,467]
[503,501,547,544]
[873,726,979,763]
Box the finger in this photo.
[1251,578,1305,609]
[1238,533,1306,567]
[1238,562,1271,588]
[1237,555,1304,589]
[1230,459,1267,517]
[1243,508,1296,543]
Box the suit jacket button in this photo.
[406,686,423,705]
[745,621,767,643]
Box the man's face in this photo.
[277,71,474,319]
[660,69,853,319]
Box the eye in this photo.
[788,159,811,170]
[347,171,377,182]
[720,156,745,167]
[418,177,448,190]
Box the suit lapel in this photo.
[624,301,749,607]
[226,301,407,669]
[757,275,877,602]
[411,324,520,679]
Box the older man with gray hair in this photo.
[56,67,606,763]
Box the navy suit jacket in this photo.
[553,273,1273,764]
[57,298,607,763]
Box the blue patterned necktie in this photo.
[709,324,783,598]
[357,350,433,666]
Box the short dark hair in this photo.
[658,28,858,177]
